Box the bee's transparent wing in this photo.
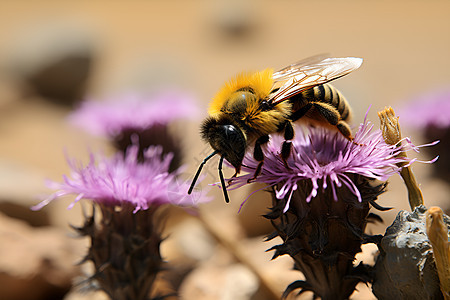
[270,56,363,104]
[272,54,330,80]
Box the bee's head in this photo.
[201,115,247,172]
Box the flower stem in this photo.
[76,203,165,300]
[426,206,450,299]
[378,106,424,210]
[398,152,424,209]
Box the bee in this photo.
[188,55,363,203]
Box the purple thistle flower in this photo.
[33,144,207,212]
[398,88,450,182]
[398,88,450,130]
[33,145,208,300]
[226,112,434,299]
[229,115,415,212]
[69,91,199,137]
[69,91,200,171]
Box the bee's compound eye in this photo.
[218,124,246,170]
[260,100,271,111]
[223,125,239,139]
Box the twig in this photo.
[198,209,281,300]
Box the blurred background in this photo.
[0,1,449,299]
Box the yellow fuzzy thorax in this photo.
[246,101,291,136]
[208,68,274,115]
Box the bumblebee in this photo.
[188,55,363,203]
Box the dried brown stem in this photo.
[426,206,450,299]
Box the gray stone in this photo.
[373,205,449,299]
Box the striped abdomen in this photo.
[296,83,352,121]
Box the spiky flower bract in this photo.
[228,116,421,299]
[69,91,200,171]
[33,145,207,300]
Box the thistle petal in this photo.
[34,145,209,211]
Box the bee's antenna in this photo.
[188,150,218,194]
[218,155,230,203]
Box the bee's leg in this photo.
[290,103,313,122]
[336,120,353,140]
[337,121,363,145]
[313,102,361,145]
[247,135,269,183]
[312,102,340,126]
[278,120,295,169]
[227,170,239,185]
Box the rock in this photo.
[179,258,259,300]
[64,290,109,300]
[0,160,51,227]
[25,54,92,106]
[0,212,83,300]
[372,205,448,299]
[0,201,50,227]
[4,20,95,106]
